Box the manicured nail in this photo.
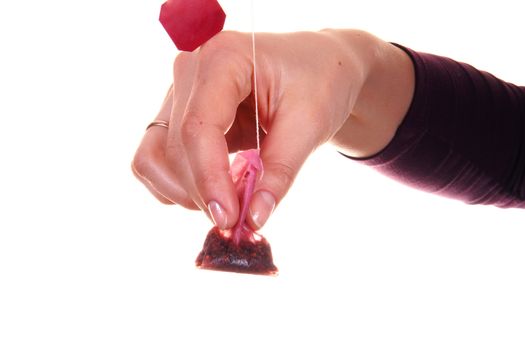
[249,191,276,229]
[208,200,228,229]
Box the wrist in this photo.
[327,30,415,158]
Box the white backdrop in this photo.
[1,1,524,349]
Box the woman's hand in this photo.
[132,29,414,230]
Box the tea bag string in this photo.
[251,0,260,151]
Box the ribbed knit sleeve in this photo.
[352,44,525,208]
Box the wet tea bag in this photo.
[196,150,278,275]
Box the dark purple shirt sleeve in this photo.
[351,44,525,208]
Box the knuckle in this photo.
[173,51,193,70]
[197,32,250,79]
[199,31,244,57]
[173,52,198,80]
[198,41,227,65]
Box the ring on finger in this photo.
[146,120,169,131]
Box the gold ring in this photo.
[146,120,169,131]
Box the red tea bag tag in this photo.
[196,150,278,275]
[159,0,226,52]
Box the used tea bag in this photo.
[196,150,278,275]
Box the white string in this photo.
[251,0,260,151]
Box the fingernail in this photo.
[249,191,276,229]
[208,200,228,230]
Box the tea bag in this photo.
[196,150,278,275]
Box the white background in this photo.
[1,0,524,349]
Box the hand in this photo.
[132,29,414,229]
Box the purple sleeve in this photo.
[352,44,525,208]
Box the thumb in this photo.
[248,103,326,229]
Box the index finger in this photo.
[170,42,254,228]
